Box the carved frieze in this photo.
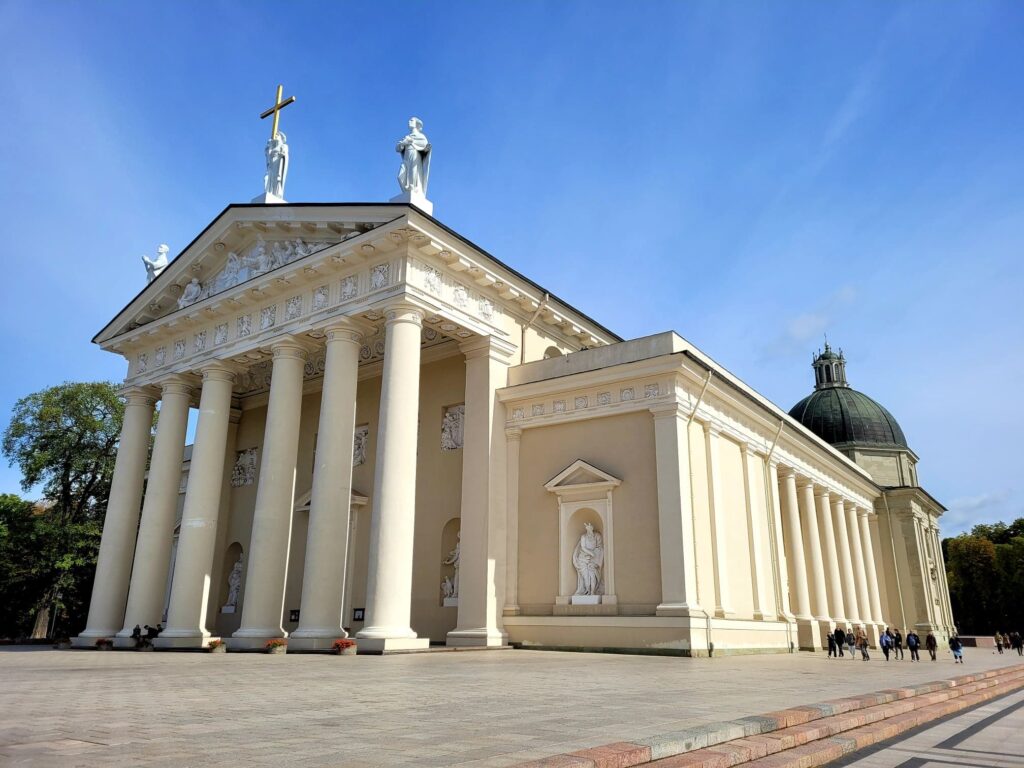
[370,263,389,290]
[231,448,259,487]
[441,404,465,451]
[312,285,329,311]
[174,339,186,360]
[260,305,276,331]
[194,330,207,354]
[214,323,228,346]
[285,295,302,321]
[340,275,358,300]
[353,425,369,466]
[237,314,252,338]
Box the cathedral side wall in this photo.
[516,411,661,615]
[716,436,755,618]
[688,421,717,612]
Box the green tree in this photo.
[945,535,998,634]
[1,382,126,638]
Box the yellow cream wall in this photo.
[516,411,661,614]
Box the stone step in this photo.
[513,663,1024,768]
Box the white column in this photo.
[231,339,307,649]
[503,427,522,617]
[931,524,954,634]
[74,387,156,646]
[859,509,885,626]
[832,496,860,626]
[157,363,236,647]
[290,324,362,650]
[815,487,846,625]
[780,469,811,620]
[767,460,791,619]
[846,504,871,631]
[703,425,731,617]
[741,446,769,620]
[357,305,429,652]
[651,404,702,616]
[449,336,512,647]
[799,479,829,624]
[341,507,360,631]
[116,377,193,645]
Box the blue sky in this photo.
[1,1,1021,535]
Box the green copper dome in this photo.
[789,344,909,449]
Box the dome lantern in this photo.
[812,342,848,390]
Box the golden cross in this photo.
[259,84,296,139]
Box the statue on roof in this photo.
[396,117,431,196]
[142,244,170,284]
[264,131,289,200]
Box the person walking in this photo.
[949,634,964,663]
[907,630,921,661]
[834,627,847,658]
[894,629,905,660]
[880,629,892,661]
[995,632,1005,654]
[828,632,837,658]
[846,628,856,659]
[926,631,938,661]
[857,631,870,660]
[1013,631,1023,656]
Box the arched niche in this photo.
[545,459,621,607]
[544,346,563,359]
[440,517,460,607]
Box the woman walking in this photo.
[949,634,964,664]
[926,631,938,661]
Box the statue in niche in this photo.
[352,426,368,467]
[396,117,431,196]
[142,244,169,283]
[222,554,243,613]
[440,404,465,451]
[264,132,289,199]
[442,532,460,598]
[572,522,604,596]
[177,277,204,309]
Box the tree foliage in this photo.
[1,382,127,638]
[944,518,1024,635]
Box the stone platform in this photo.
[1,646,1021,767]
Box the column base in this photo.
[72,630,119,648]
[356,637,430,654]
[154,631,216,650]
[796,618,821,651]
[714,607,735,619]
[229,628,287,651]
[655,603,706,618]
[446,628,508,648]
[288,631,348,652]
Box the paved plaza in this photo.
[1,646,1022,767]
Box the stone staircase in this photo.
[516,663,1024,768]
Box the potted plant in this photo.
[207,639,227,653]
[95,638,113,651]
[331,638,357,656]
[265,638,287,655]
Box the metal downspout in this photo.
[520,293,550,364]
[686,370,713,655]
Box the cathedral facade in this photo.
[73,198,954,655]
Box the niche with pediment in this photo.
[545,460,621,614]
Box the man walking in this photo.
[907,630,921,661]
[894,628,905,660]
[834,626,847,658]
[880,629,892,661]
[925,631,938,661]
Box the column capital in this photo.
[780,466,798,481]
[197,360,242,383]
[322,319,365,345]
[796,476,815,490]
[269,335,311,361]
[383,302,424,327]
[505,426,522,441]
[158,374,198,398]
[831,495,846,511]
[702,421,721,437]
[460,334,517,362]
[814,485,831,500]
[649,402,686,420]
[121,385,159,407]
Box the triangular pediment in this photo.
[94,203,407,344]
[545,460,621,493]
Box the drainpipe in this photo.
[520,293,551,364]
[685,370,714,655]
[882,493,907,631]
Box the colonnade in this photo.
[75,302,510,651]
[775,468,887,647]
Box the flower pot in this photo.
[266,645,287,655]
[208,644,227,653]
[334,645,357,656]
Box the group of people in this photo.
[826,627,873,660]
[827,626,959,662]
[130,623,163,648]
[994,632,1024,655]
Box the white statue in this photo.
[572,522,604,596]
[177,277,204,309]
[142,244,169,283]
[440,404,465,451]
[442,532,460,598]
[441,576,455,599]
[264,132,289,199]
[222,554,243,612]
[396,117,431,196]
[353,425,368,467]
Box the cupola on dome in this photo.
[788,343,908,449]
